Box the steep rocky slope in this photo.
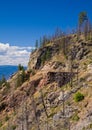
[0,34,92,130]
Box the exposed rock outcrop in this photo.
[69,43,90,60]
[28,43,60,70]
[46,71,75,86]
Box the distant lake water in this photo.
[0,65,27,80]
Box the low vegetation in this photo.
[74,92,84,102]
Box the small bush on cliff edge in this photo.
[74,92,84,102]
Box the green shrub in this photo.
[80,77,85,82]
[41,50,51,65]
[5,82,10,89]
[0,122,2,127]
[89,123,92,128]
[31,69,35,75]
[11,125,16,130]
[18,64,24,71]
[71,113,80,121]
[74,92,84,102]
[82,123,92,130]
[66,101,71,106]
[5,115,9,121]
[82,127,86,130]
[87,123,92,129]
[0,75,6,87]
[15,69,27,87]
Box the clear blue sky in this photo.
[0,0,92,46]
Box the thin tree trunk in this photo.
[62,90,65,116]
[21,105,24,130]
[70,59,73,88]
[25,102,29,130]
[31,95,40,130]
[40,89,48,118]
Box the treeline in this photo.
[0,64,29,89]
[34,28,65,50]
[15,64,30,88]
[0,75,6,86]
[0,75,10,89]
[77,11,92,40]
[34,11,92,51]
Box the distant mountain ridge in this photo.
[0,65,18,80]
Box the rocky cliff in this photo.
[0,34,92,130]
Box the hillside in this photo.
[0,34,92,130]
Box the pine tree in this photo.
[78,11,88,34]
[35,40,38,49]
[18,64,24,71]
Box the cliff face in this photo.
[28,42,60,70]
[0,34,92,130]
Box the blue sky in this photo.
[0,0,92,65]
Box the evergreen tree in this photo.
[46,50,50,60]
[35,40,38,49]
[0,75,6,85]
[16,69,27,88]
[39,37,42,47]
[79,11,88,26]
[18,64,24,71]
[78,11,88,33]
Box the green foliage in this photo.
[74,92,84,102]
[78,11,88,36]
[71,113,80,121]
[21,69,26,82]
[41,55,46,65]
[17,65,29,85]
[0,121,2,127]
[41,50,51,65]
[88,123,92,129]
[18,64,24,71]
[82,127,86,130]
[66,101,71,106]
[11,125,16,130]
[40,35,50,47]
[35,40,38,49]
[46,50,51,60]
[5,115,9,121]
[16,70,26,87]
[28,69,35,75]
[0,75,6,86]
[16,75,22,87]
[0,75,10,90]
[5,82,10,89]
[80,77,85,82]
[1,75,6,83]
[82,123,92,130]
[15,73,21,87]
[79,11,88,25]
